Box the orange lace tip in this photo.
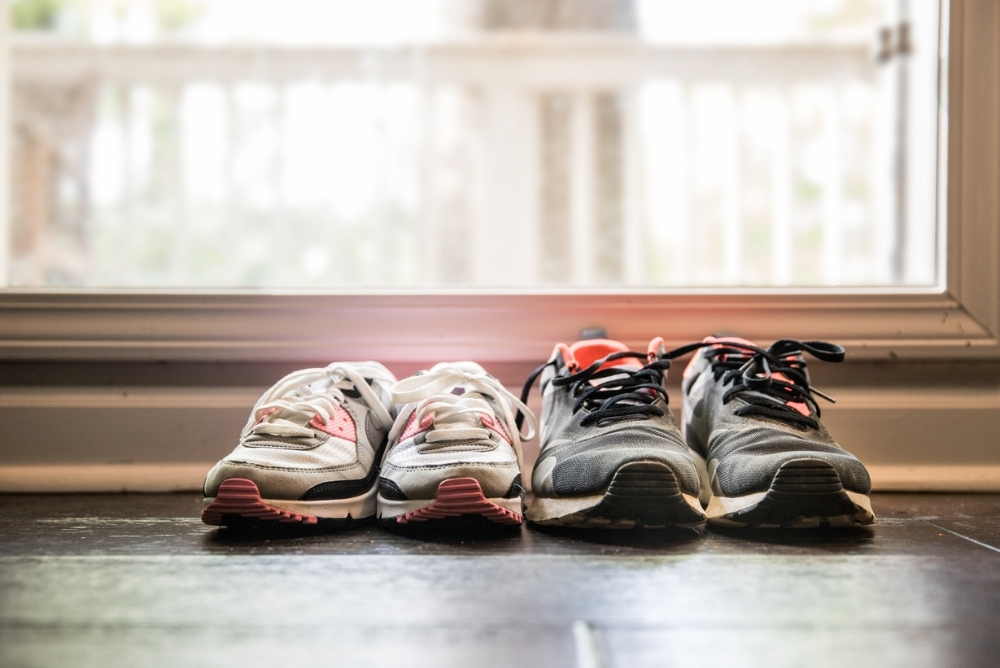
[555,343,580,372]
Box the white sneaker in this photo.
[202,362,397,528]
[377,362,537,529]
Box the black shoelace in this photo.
[516,339,844,431]
[517,351,674,429]
[686,338,844,429]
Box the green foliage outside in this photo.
[11,0,204,35]
[11,0,65,30]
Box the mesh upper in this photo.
[549,427,702,496]
[709,428,872,496]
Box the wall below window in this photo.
[2,359,998,492]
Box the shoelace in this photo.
[519,351,673,428]
[390,365,538,457]
[518,338,843,430]
[681,338,844,429]
[244,362,396,439]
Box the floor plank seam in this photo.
[923,521,1000,555]
[572,620,607,668]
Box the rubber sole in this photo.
[706,458,876,528]
[377,477,522,528]
[526,461,707,529]
[202,478,374,528]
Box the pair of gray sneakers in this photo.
[202,361,535,529]
[522,336,876,529]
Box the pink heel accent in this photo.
[397,478,522,525]
[202,478,319,526]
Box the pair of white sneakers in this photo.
[201,361,536,529]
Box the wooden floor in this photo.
[1,494,999,668]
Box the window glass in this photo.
[7,0,941,288]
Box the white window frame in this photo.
[0,0,996,366]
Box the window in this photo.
[8,0,943,289]
[0,0,996,365]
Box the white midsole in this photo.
[205,479,378,519]
[526,491,705,522]
[377,495,522,519]
[705,489,875,519]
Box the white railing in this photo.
[10,36,909,288]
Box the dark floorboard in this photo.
[1,493,999,668]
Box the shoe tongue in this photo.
[569,339,641,371]
[252,418,315,439]
[428,361,490,395]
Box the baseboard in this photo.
[0,464,213,493]
[867,465,1000,492]
[1,383,998,493]
[2,463,1000,494]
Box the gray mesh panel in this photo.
[710,430,872,496]
[551,429,701,497]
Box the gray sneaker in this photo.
[376,362,537,529]
[680,336,875,528]
[521,338,707,529]
[202,362,397,528]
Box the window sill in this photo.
[0,289,996,363]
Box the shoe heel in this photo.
[393,477,523,526]
[202,478,319,527]
[586,461,707,528]
[713,458,875,528]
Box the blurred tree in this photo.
[11,0,65,30]
[155,0,204,34]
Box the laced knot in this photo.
[244,362,395,440]
[390,363,537,450]
[700,338,844,429]
[520,350,673,427]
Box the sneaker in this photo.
[376,362,536,529]
[201,362,397,528]
[680,336,876,528]
[521,338,707,529]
